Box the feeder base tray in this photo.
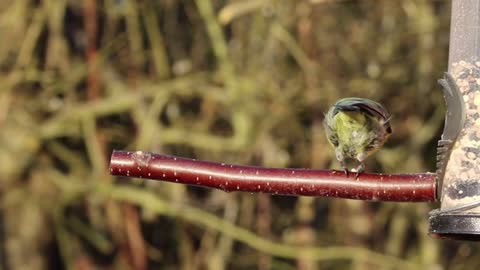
[429,212,480,241]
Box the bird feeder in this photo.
[429,0,480,240]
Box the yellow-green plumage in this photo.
[324,97,392,175]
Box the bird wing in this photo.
[333,97,391,122]
[323,108,339,147]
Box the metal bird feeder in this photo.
[429,0,480,240]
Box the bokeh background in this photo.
[1,0,477,269]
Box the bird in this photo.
[323,97,392,178]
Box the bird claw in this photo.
[340,161,349,177]
[354,163,365,180]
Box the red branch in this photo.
[109,150,437,202]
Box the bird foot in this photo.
[354,164,365,180]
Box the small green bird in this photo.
[324,97,392,177]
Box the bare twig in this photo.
[109,150,436,202]
[84,0,99,100]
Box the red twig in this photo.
[109,150,437,202]
[124,204,147,270]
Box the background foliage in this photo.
[0,0,476,269]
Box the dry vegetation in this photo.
[0,0,478,269]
